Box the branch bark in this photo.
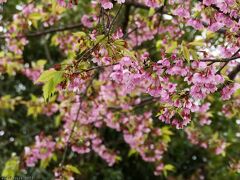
[0,23,84,39]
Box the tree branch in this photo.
[197,55,240,63]
[198,0,239,23]
[122,4,131,34]
[0,23,84,39]
[228,63,240,80]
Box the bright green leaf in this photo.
[2,155,19,178]
[182,45,190,63]
[36,70,63,83]
[29,13,42,20]
[65,165,81,175]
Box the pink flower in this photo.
[43,104,58,117]
[203,0,216,6]
[173,7,190,18]
[145,0,161,8]
[81,15,94,28]
[24,136,55,167]
[190,67,224,99]
[57,0,74,8]
[221,83,240,100]
[99,0,113,9]
[0,0,7,3]
[215,142,227,155]
[187,19,204,30]
[208,22,224,32]
[154,163,164,176]
[113,28,124,40]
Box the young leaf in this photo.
[189,49,199,60]
[2,156,19,178]
[65,165,81,175]
[36,70,62,83]
[188,40,204,47]
[43,79,55,101]
[182,45,190,63]
[29,12,42,20]
[163,164,175,177]
[37,70,64,101]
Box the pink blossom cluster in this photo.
[2,0,240,177]
[123,112,167,164]
[189,66,224,99]
[185,128,208,149]
[22,68,42,82]
[99,0,125,9]
[43,103,59,116]
[221,83,240,100]
[81,15,97,28]
[196,103,212,126]
[222,97,240,117]
[172,1,240,33]
[24,135,56,167]
[0,0,7,3]
[214,141,228,155]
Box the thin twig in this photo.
[196,55,240,63]
[107,4,123,39]
[59,74,96,167]
[72,63,119,74]
[216,48,240,74]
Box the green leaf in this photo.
[161,127,173,136]
[128,149,138,157]
[40,158,51,169]
[73,32,86,38]
[148,8,155,17]
[162,135,171,143]
[156,40,162,49]
[2,155,19,178]
[114,39,125,49]
[164,164,175,171]
[188,40,204,47]
[189,49,199,60]
[36,59,47,67]
[95,35,105,45]
[165,41,177,54]
[29,12,42,20]
[0,51,4,57]
[223,75,234,83]
[122,49,135,59]
[163,164,175,176]
[43,79,55,101]
[115,155,122,162]
[65,165,81,174]
[206,31,216,39]
[37,70,64,101]
[36,69,63,83]
[182,45,190,63]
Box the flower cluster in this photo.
[24,135,56,167]
[1,0,240,178]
